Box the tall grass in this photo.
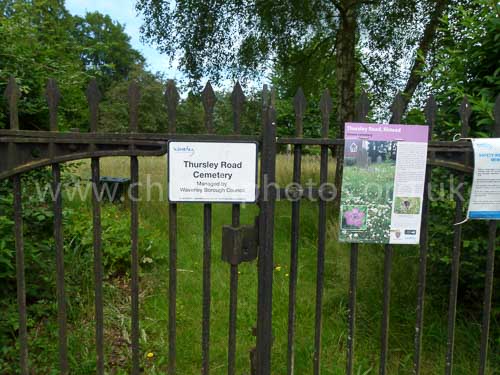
[28,155,493,374]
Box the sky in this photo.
[65,0,183,80]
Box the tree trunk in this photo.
[334,0,357,206]
[390,0,449,122]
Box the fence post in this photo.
[5,76,29,375]
[478,94,500,375]
[46,78,69,375]
[256,89,276,375]
[346,91,369,375]
[444,95,468,375]
[165,79,179,375]
[286,87,306,375]
[128,80,141,375]
[86,78,105,375]
[227,81,245,375]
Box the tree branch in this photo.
[390,0,449,122]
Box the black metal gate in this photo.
[1,76,498,375]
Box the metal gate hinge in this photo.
[221,216,259,265]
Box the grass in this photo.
[20,154,495,374]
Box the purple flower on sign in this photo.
[344,208,366,228]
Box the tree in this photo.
[99,64,168,133]
[72,11,145,90]
[1,1,147,131]
[136,0,455,123]
[0,0,88,130]
[136,0,458,196]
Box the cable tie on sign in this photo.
[452,134,473,142]
[454,216,469,226]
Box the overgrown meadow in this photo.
[1,155,495,374]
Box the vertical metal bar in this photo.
[346,92,368,375]
[201,82,216,374]
[128,81,141,374]
[378,93,403,375]
[379,245,392,375]
[52,164,69,375]
[13,175,29,375]
[227,82,245,375]
[46,78,69,375]
[477,94,500,375]
[478,221,497,375]
[445,96,469,375]
[313,90,332,375]
[166,79,179,374]
[346,243,358,375]
[91,157,104,374]
[413,94,436,375]
[286,88,306,375]
[5,76,28,375]
[130,156,140,374]
[202,203,212,375]
[256,89,277,375]
[86,79,104,375]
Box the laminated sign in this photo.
[339,123,429,244]
[168,141,258,203]
[465,138,500,220]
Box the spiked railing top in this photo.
[424,94,436,140]
[261,84,269,111]
[458,96,472,137]
[4,76,20,130]
[270,86,276,108]
[390,91,404,124]
[319,89,332,138]
[231,81,245,134]
[165,80,179,133]
[85,79,102,132]
[355,91,370,122]
[293,87,306,137]
[45,79,60,131]
[128,81,141,132]
[202,81,216,133]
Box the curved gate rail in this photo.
[1,75,499,375]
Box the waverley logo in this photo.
[172,145,195,156]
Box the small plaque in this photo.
[168,141,258,202]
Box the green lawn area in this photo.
[23,155,493,374]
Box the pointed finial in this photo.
[355,91,370,122]
[165,80,179,133]
[45,78,61,131]
[293,87,306,118]
[424,94,436,139]
[231,81,245,134]
[262,84,269,111]
[319,89,332,137]
[459,96,471,136]
[293,87,307,137]
[270,86,276,107]
[4,76,21,130]
[128,81,141,132]
[201,81,216,133]
[86,79,102,132]
[390,91,404,124]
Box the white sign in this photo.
[467,138,500,220]
[168,141,258,202]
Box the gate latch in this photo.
[222,217,259,265]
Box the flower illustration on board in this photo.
[342,206,367,230]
